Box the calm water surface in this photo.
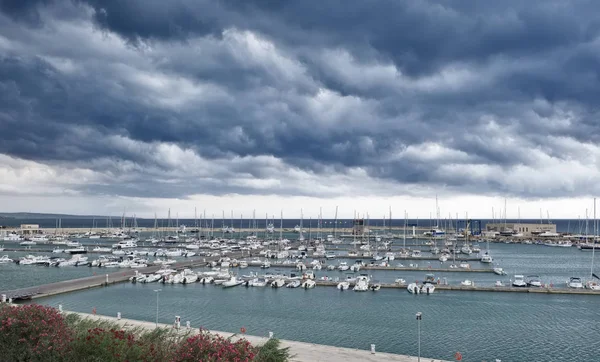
[33,282,600,362]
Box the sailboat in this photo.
[586,198,600,290]
[399,211,409,258]
[481,237,493,263]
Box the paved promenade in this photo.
[67,310,449,362]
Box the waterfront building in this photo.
[485,222,557,237]
[20,224,42,236]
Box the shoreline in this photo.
[63,310,449,362]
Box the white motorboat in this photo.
[495,280,504,287]
[338,262,349,271]
[369,282,381,291]
[130,272,146,283]
[459,263,471,269]
[92,246,112,252]
[585,280,600,290]
[261,261,271,269]
[407,283,421,294]
[411,250,422,258]
[58,255,87,267]
[326,265,336,271]
[438,254,449,262]
[350,264,361,272]
[222,276,244,288]
[526,275,542,287]
[3,232,22,241]
[247,278,267,287]
[395,278,406,285]
[422,283,435,294]
[20,240,37,246]
[460,245,472,255]
[480,253,493,263]
[353,275,369,292]
[301,279,316,289]
[200,276,214,284]
[512,275,527,287]
[493,268,507,275]
[183,273,199,284]
[567,277,584,289]
[286,280,301,288]
[52,247,64,254]
[143,274,163,283]
[337,281,350,290]
[65,246,87,254]
[0,255,14,264]
[65,241,81,247]
[112,240,138,249]
[271,278,286,288]
[460,280,473,286]
[239,261,248,268]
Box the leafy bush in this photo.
[172,329,257,362]
[0,304,291,362]
[0,304,72,361]
[255,338,292,362]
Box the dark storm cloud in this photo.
[1,0,600,199]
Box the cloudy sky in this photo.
[1,0,599,219]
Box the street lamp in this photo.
[416,312,422,362]
[154,289,162,327]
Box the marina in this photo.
[2,218,600,362]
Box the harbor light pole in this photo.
[154,289,162,327]
[416,312,422,362]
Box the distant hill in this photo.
[0,212,109,219]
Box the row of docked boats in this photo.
[129,268,320,289]
[510,275,600,290]
[2,253,178,269]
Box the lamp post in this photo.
[154,289,162,327]
[416,312,422,362]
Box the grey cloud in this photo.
[1,1,600,201]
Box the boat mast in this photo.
[593,198,596,279]
[403,211,406,250]
[279,210,283,241]
[389,206,392,236]
[333,206,338,239]
[353,210,357,253]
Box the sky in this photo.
[1,0,600,219]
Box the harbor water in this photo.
[32,280,600,362]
